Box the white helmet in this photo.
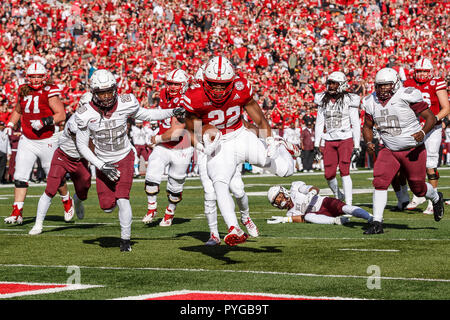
[26,62,48,89]
[374,68,401,101]
[267,186,291,209]
[414,58,433,83]
[327,71,348,94]
[203,56,235,104]
[165,69,189,97]
[89,69,118,109]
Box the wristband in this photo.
[420,129,426,137]
[284,217,293,223]
[154,135,163,144]
[435,115,440,123]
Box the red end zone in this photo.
[0,282,103,298]
[114,290,346,300]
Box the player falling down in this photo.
[266,181,373,229]
[179,56,300,246]
[74,69,185,252]
[29,93,94,235]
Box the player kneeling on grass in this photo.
[267,181,373,230]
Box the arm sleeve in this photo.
[75,127,104,170]
[314,107,324,148]
[349,106,361,148]
[134,107,174,122]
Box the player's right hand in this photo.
[5,122,14,135]
[203,131,222,156]
[101,163,121,182]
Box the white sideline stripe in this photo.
[0,281,103,299]
[112,289,360,300]
[1,264,449,283]
[338,248,400,252]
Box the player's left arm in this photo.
[244,98,272,139]
[436,89,450,122]
[412,107,436,142]
[152,117,186,144]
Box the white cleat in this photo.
[445,200,450,205]
[4,215,23,225]
[74,197,85,220]
[159,213,174,227]
[142,209,157,224]
[29,225,43,235]
[241,216,259,238]
[63,198,74,222]
[205,233,221,246]
[423,200,434,215]
[406,195,426,210]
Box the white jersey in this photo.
[362,86,424,151]
[445,127,450,143]
[130,125,147,146]
[286,181,325,217]
[145,127,159,145]
[75,93,174,169]
[58,115,82,159]
[314,92,361,147]
[283,127,301,146]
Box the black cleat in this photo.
[363,221,384,234]
[391,201,409,212]
[120,239,132,252]
[432,192,444,222]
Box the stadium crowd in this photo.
[0,0,449,182]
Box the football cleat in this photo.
[74,196,85,220]
[241,216,259,237]
[391,201,410,212]
[363,221,384,234]
[224,226,248,246]
[119,239,132,252]
[63,197,74,222]
[432,192,444,222]
[142,208,157,224]
[4,205,23,225]
[334,216,350,225]
[337,190,345,202]
[205,233,221,246]
[406,195,426,210]
[159,208,174,227]
[445,200,450,205]
[29,224,43,235]
[422,200,433,215]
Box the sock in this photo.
[373,189,388,222]
[147,195,157,210]
[400,184,409,202]
[235,194,249,219]
[343,205,373,222]
[213,181,239,229]
[60,191,70,202]
[166,202,176,215]
[304,213,336,224]
[327,177,339,198]
[204,200,219,237]
[14,202,24,210]
[73,193,81,206]
[117,199,132,240]
[35,193,52,225]
[425,182,439,203]
[341,175,352,205]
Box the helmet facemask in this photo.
[375,82,395,102]
[414,69,431,83]
[203,79,234,105]
[270,187,292,210]
[92,85,118,110]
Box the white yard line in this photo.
[0,263,449,283]
[338,248,400,252]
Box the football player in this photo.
[266,181,373,227]
[403,58,450,214]
[29,93,94,235]
[362,68,444,234]
[74,69,185,251]
[4,62,72,225]
[177,56,298,246]
[314,71,361,205]
[141,69,194,227]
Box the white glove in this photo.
[5,122,14,135]
[267,216,292,224]
[265,136,278,159]
[202,130,222,156]
[30,119,44,131]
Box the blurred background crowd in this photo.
[0,0,449,180]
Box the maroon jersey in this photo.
[17,84,61,140]
[158,88,190,149]
[179,77,253,135]
[404,77,447,119]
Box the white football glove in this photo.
[265,136,278,159]
[30,119,44,131]
[267,216,292,224]
[5,122,14,135]
[202,130,222,156]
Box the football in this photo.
[201,124,219,143]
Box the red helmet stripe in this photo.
[217,56,222,78]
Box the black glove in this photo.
[172,107,186,123]
[101,163,120,182]
[313,147,322,161]
[352,147,361,159]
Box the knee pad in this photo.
[145,181,160,196]
[204,200,217,215]
[167,190,182,204]
[14,180,28,188]
[427,168,439,181]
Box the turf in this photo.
[1,168,449,300]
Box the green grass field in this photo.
[1,168,450,301]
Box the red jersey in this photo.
[180,77,253,135]
[403,77,447,118]
[17,84,61,140]
[158,88,190,149]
